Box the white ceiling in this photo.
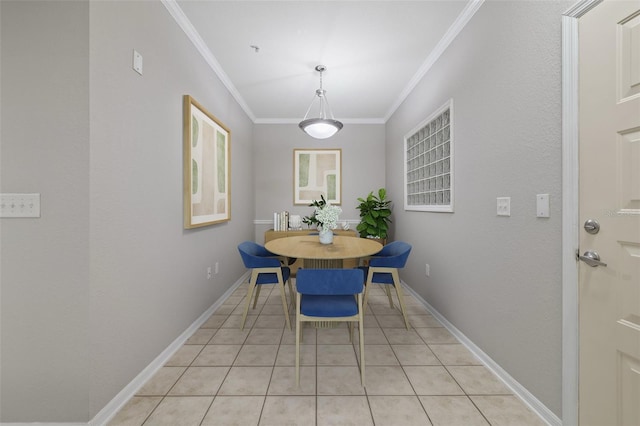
[170,0,478,123]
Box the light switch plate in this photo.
[1,193,40,218]
[497,197,511,217]
[133,50,143,75]
[537,194,550,217]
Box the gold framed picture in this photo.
[183,95,231,228]
[293,148,341,205]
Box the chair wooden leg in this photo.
[241,282,256,331]
[385,285,394,308]
[295,293,301,387]
[362,269,374,314]
[392,270,411,330]
[363,284,370,314]
[358,294,365,387]
[252,285,262,309]
[287,279,294,310]
[279,280,292,330]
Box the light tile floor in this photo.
[108,282,546,426]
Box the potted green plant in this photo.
[356,188,392,240]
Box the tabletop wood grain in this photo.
[265,235,383,260]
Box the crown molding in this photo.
[164,0,483,126]
[384,0,484,121]
[564,0,602,18]
[254,117,386,125]
[161,0,256,122]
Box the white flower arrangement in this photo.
[314,203,342,231]
[302,195,342,231]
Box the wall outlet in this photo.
[207,266,212,280]
[214,262,219,275]
[425,264,430,277]
[497,197,511,217]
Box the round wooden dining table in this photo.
[265,235,383,268]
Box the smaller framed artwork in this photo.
[183,95,231,228]
[293,148,341,205]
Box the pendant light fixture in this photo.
[299,65,343,139]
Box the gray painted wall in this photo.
[0,1,91,421]
[1,0,254,421]
[385,1,569,417]
[89,0,255,417]
[252,123,386,241]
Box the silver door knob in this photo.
[578,251,607,267]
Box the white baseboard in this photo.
[1,423,86,426]
[401,282,562,426]
[89,272,249,426]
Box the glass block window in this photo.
[404,100,453,212]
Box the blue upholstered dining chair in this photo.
[360,241,412,329]
[237,241,293,330]
[295,268,365,386]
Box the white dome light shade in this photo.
[299,118,343,139]
[299,65,343,139]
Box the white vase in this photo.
[318,228,334,244]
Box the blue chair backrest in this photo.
[237,241,282,269]
[296,268,364,295]
[369,241,412,268]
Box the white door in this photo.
[578,1,640,425]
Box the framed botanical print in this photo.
[183,95,231,228]
[293,148,341,205]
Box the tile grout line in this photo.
[111,281,539,425]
